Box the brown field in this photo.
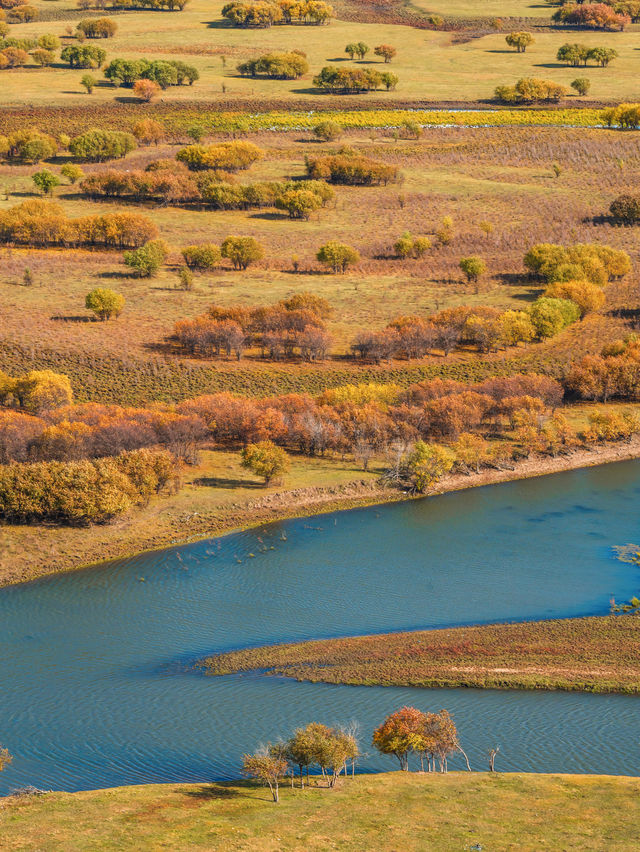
[202,614,640,693]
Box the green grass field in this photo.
[3,772,640,851]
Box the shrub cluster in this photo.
[176,140,263,171]
[76,17,118,37]
[0,200,157,248]
[313,66,398,93]
[68,128,137,161]
[0,449,175,524]
[221,0,334,27]
[306,151,398,185]
[495,78,568,104]
[237,50,308,79]
[80,164,333,216]
[173,296,331,362]
[523,242,630,286]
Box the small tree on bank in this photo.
[243,750,288,802]
[241,440,290,485]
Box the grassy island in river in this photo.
[201,615,640,694]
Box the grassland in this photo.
[202,614,640,693]
[3,0,640,105]
[3,772,640,851]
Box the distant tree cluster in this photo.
[237,50,308,79]
[557,42,617,65]
[173,294,331,361]
[221,0,334,27]
[313,66,398,93]
[77,0,189,10]
[494,77,568,103]
[104,58,198,87]
[0,200,157,247]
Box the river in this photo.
[1,460,639,792]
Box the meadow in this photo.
[2,0,640,106]
[3,772,640,851]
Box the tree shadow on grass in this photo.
[182,785,242,800]
[95,270,134,279]
[193,476,264,489]
[51,315,94,323]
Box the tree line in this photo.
[221,0,334,27]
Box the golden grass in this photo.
[3,772,640,851]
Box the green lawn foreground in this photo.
[3,772,639,851]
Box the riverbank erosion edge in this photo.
[201,616,640,695]
[3,437,640,589]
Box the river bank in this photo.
[2,438,640,589]
[201,615,640,695]
[3,772,639,852]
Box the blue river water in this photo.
[1,460,640,792]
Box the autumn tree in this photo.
[133,79,161,102]
[0,746,12,773]
[571,77,590,96]
[14,370,73,413]
[85,287,125,320]
[372,706,427,771]
[374,44,396,62]
[241,439,289,484]
[313,120,342,141]
[243,749,288,802]
[123,239,168,277]
[405,441,454,492]
[132,118,165,146]
[544,279,605,317]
